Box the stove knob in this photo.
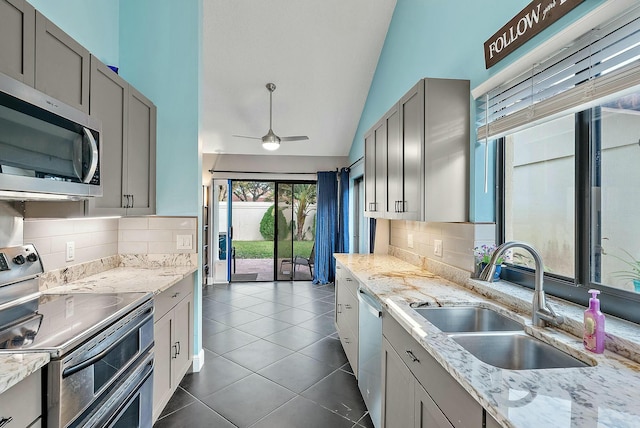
[26,253,38,263]
[13,255,25,265]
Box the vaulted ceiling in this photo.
[201,0,397,157]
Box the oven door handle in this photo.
[62,306,154,378]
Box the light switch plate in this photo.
[434,239,443,257]
[176,234,193,250]
[66,241,75,262]
[407,233,414,249]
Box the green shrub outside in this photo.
[259,205,289,241]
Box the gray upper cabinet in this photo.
[364,116,388,218]
[87,56,156,216]
[364,78,469,222]
[0,0,35,85]
[126,85,156,215]
[87,56,128,216]
[35,11,90,113]
[423,78,469,222]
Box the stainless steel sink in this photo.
[450,332,591,370]
[414,306,523,332]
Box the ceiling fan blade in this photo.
[280,136,309,142]
[232,134,262,140]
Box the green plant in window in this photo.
[473,244,504,265]
[612,250,640,282]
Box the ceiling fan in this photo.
[233,83,309,151]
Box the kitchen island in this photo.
[335,253,640,428]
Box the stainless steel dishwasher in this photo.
[357,287,382,428]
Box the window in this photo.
[504,115,575,279]
[498,88,640,323]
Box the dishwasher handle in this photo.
[358,288,382,318]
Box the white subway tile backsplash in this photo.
[148,217,196,230]
[118,242,149,254]
[119,229,150,242]
[389,220,495,273]
[118,217,149,230]
[24,216,198,272]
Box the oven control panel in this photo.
[0,244,44,287]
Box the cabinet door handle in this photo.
[131,194,135,207]
[172,292,180,298]
[0,417,13,428]
[405,349,420,363]
[176,341,181,356]
[344,304,352,310]
[337,304,342,314]
[172,344,178,359]
[344,338,350,344]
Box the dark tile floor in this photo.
[153,281,373,428]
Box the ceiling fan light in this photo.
[262,140,280,151]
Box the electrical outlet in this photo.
[407,233,414,249]
[176,234,193,250]
[66,241,75,262]
[434,239,443,257]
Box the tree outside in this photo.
[278,183,317,241]
[232,181,274,201]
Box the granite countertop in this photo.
[0,261,197,397]
[335,253,640,428]
[41,265,198,295]
[0,353,49,395]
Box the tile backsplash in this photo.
[388,220,495,272]
[24,216,197,271]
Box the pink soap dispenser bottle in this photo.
[583,289,605,353]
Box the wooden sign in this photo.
[484,0,585,68]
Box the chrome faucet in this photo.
[479,241,564,328]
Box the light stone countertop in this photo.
[335,253,640,428]
[41,265,198,295]
[0,353,49,395]
[0,261,196,397]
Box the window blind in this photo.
[477,4,640,140]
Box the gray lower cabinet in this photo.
[485,412,502,428]
[0,368,42,427]
[335,262,359,375]
[0,0,35,85]
[87,55,156,216]
[382,311,482,428]
[34,11,90,113]
[153,276,194,423]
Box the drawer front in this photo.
[383,312,481,428]
[339,324,358,376]
[337,282,359,335]
[0,369,41,428]
[336,262,359,295]
[155,276,193,319]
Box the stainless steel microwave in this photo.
[0,72,102,200]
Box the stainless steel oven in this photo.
[47,298,154,428]
[0,72,102,200]
[0,245,154,428]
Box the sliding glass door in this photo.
[225,179,316,282]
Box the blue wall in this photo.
[28,0,119,66]
[349,0,606,221]
[119,0,203,363]
[119,0,202,218]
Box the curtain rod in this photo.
[347,156,363,170]
[208,169,317,175]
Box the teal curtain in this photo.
[313,171,338,284]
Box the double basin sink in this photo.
[414,306,591,370]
